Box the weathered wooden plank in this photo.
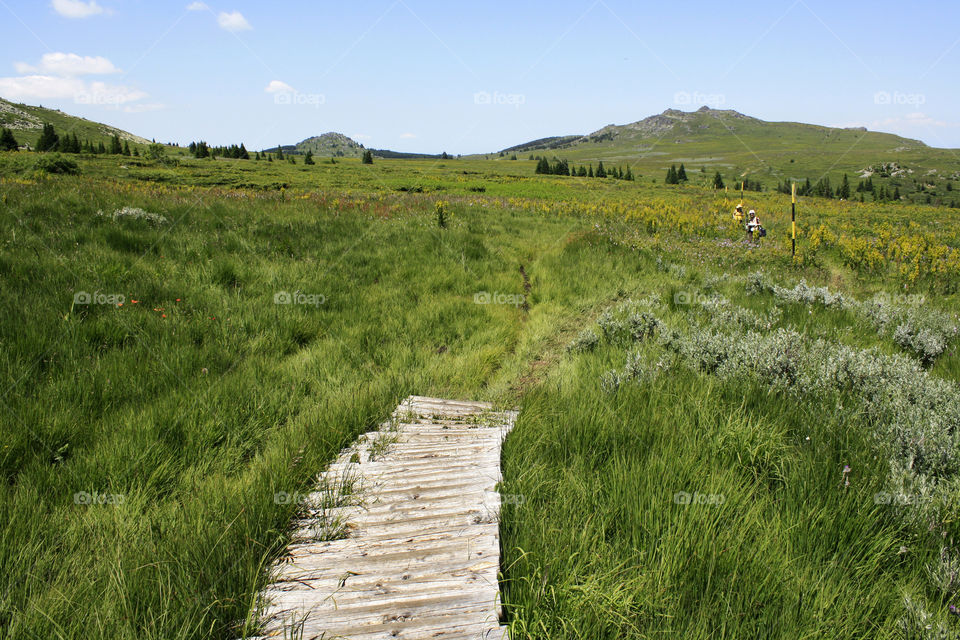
[246,396,514,640]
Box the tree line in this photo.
[664,164,736,192]
[534,156,634,180]
[188,141,250,159]
[0,123,142,155]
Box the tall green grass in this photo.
[500,263,958,638]
[0,175,637,639]
[2,160,958,639]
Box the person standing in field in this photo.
[747,210,759,243]
[734,204,744,226]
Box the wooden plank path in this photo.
[248,396,516,640]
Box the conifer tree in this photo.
[0,127,18,151]
[304,150,315,165]
[36,123,59,151]
[362,150,373,164]
[838,174,850,199]
[596,161,606,178]
[665,164,678,184]
[712,171,724,189]
[677,163,687,182]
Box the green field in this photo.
[2,148,960,639]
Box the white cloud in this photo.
[186,1,208,10]
[51,0,104,18]
[264,80,294,94]
[15,53,119,76]
[399,132,416,139]
[352,133,372,141]
[217,10,251,32]
[0,74,146,107]
[0,75,85,100]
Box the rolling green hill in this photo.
[268,132,449,160]
[496,107,960,204]
[293,132,365,157]
[0,98,150,149]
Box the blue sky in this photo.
[1,0,958,153]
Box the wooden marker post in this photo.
[791,182,797,257]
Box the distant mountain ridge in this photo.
[502,106,926,155]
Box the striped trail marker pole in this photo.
[791,182,797,258]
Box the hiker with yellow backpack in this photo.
[734,203,751,241]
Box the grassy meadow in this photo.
[1,150,959,639]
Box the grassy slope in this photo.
[0,98,151,148]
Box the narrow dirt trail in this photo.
[249,395,516,640]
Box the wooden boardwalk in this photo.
[249,396,516,640]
